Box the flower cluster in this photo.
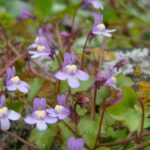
[29,28,54,59]
[24,95,70,131]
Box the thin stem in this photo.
[97,36,107,74]
[3,131,39,150]
[96,131,150,148]
[57,80,60,95]
[129,140,150,150]
[91,85,98,119]
[81,30,91,70]
[0,52,27,76]
[29,58,55,83]
[94,101,106,148]
[71,2,83,34]
[139,99,145,137]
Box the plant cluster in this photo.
[0,0,150,150]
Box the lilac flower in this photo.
[5,67,29,94]
[114,58,129,69]
[57,94,68,108]
[67,137,84,150]
[63,52,76,67]
[19,5,35,21]
[41,24,53,40]
[47,94,70,120]
[0,95,21,131]
[24,98,57,131]
[55,52,89,88]
[28,29,52,58]
[83,0,104,10]
[92,14,116,37]
[55,64,89,88]
[95,68,118,89]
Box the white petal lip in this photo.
[7,110,21,121]
[68,75,80,88]
[36,120,47,131]
[0,117,10,131]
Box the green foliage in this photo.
[29,126,57,150]
[96,86,110,105]
[8,102,24,112]
[72,77,95,94]
[78,116,105,149]
[116,73,134,89]
[76,105,87,116]
[58,122,74,149]
[0,78,4,91]
[106,87,137,121]
[27,78,41,101]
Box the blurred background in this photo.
[0,0,150,48]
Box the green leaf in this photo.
[106,87,137,120]
[29,126,57,150]
[60,81,69,94]
[116,73,134,89]
[33,0,52,19]
[96,86,110,105]
[27,78,41,102]
[78,116,101,149]
[72,77,95,94]
[123,108,140,132]
[96,147,111,150]
[0,78,4,91]
[8,102,24,112]
[76,105,87,116]
[58,122,74,149]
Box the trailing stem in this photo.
[94,101,106,148]
[81,30,91,70]
[91,84,98,120]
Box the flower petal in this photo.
[45,116,57,124]
[7,110,21,121]
[68,75,80,88]
[24,115,37,124]
[54,71,68,80]
[17,81,29,93]
[6,82,17,91]
[36,120,47,131]
[76,70,89,81]
[0,117,10,131]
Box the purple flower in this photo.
[114,59,129,69]
[67,137,84,150]
[83,0,104,9]
[57,94,68,108]
[41,24,53,40]
[19,5,35,21]
[5,67,29,94]
[28,29,52,58]
[63,52,76,67]
[60,31,70,39]
[24,98,57,131]
[55,64,89,88]
[92,14,116,37]
[95,68,118,89]
[0,95,21,131]
[55,52,89,88]
[47,94,70,120]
